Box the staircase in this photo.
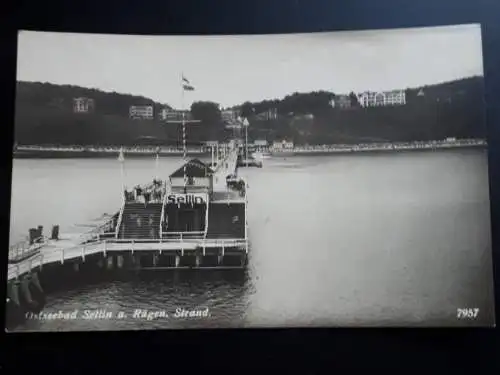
[117,203,163,240]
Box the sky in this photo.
[17,24,483,109]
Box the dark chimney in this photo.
[28,228,37,245]
[51,225,60,241]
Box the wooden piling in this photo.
[117,255,124,269]
[106,255,114,270]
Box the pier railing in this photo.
[7,236,249,280]
[160,231,206,240]
[8,253,45,280]
[115,199,125,239]
[92,234,247,246]
[8,236,47,263]
[100,237,247,245]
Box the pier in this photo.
[8,236,249,281]
[210,143,239,190]
[6,143,247,329]
[8,144,245,283]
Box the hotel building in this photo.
[130,105,154,120]
[73,97,95,113]
[357,90,406,107]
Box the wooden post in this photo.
[81,246,85,261]
[60,249,64,264]
[106,256,114,270]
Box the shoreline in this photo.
[13,150,209,159]
[12,140,487,159]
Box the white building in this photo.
[130,105,154,119]
[160,109,195,122]
[73,97,94,113]
[357,90,406,107]
[330,95,351,108]
[159,108,171,120]
[385,90,406,106]
[255,108,278,120]
[272,140,294,149]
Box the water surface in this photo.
[8,149,495,329]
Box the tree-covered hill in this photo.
[13,76,486,146]
[235,76,486,144]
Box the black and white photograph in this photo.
[6,24,495,330]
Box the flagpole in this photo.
[155,151,159,180]
[118,146,125,195]
[181,73,187,194]
[121,158,124,192]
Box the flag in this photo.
[182,74,195,91]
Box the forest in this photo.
[13,76,486,146]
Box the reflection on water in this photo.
[9,149,496,330]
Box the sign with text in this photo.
[166,193,208,205]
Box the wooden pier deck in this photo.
[7,235,249,281]
[211,146,239,191]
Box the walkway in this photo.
[211,146,239,191]
[7,236,248,281]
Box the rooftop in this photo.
[169,158,213,178]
